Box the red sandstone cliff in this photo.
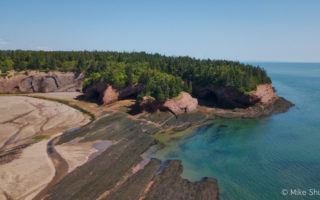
[85,80,281,114]
[250,84,277,104]
[163,92,198,115]
[102,85,119,104]
[84,83,144,105]
[0,71,83,93]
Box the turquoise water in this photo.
[154,63,320,200]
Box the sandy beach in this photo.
[0,96,90,200]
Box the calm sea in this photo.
[154,63,320,200]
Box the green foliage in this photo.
[139,69,184,102]
[0,50,272,100]
[0,58,14,73]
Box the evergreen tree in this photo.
[0,50,272,100]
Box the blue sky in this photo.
[0,0,319,62]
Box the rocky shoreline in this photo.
[205,96,294,119]
[0,72,294,200]
[38,92,292,200]
[0,91,293,200]
[41,112,219,200]
[0,71,293,116]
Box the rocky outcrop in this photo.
[193,83,294,117]
[84,80,292,119]
[102,85,119,104]
[118,84,144,100]
[193,85,259,109]
[193,83,280,109]
[81,81,108,103]
[138,96,160,113]
[142,160,218,200]
[84,83,144,105]
[0,71,83,93]
[163,92,198,115]
[250,84,277,103]
[196,83,293,118]
[210,96,294,118]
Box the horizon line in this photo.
[1,48,319,64]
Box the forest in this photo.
[0,50,271,101]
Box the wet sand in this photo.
[0,96,90,200]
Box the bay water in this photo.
[154,63,320,200]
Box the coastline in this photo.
[21,93,220,199]
[44,111,219,200]
[0,91,293,200]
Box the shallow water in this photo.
[154,63,320,200]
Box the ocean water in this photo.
[154,63,320,200]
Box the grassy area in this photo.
[32,135,50,142]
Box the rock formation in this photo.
[138,96,159,112]
[0,71,83,93]
[102,85,119,104]
[193,84,258,109]
[163,92,198,115]
[250,84,277,103]
[84,83,144,105]
[192,83,281,109]
[84,80,290,118]
[42,112,219,200]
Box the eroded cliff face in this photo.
[163,92,198,115]
[85,81,285,116]
[192,83,279,109]
[102,85,119,104]
[84,83,144,105]
[0,71,83,93]
[250,84,277,104]
[160,84,279,115]
[135,92,199,115]
[197,83,293,118]
[193,85,257,109]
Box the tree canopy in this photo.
[0,50,271,101]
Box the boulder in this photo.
[163,92,198,115]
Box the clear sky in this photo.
[0,0,319,62]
